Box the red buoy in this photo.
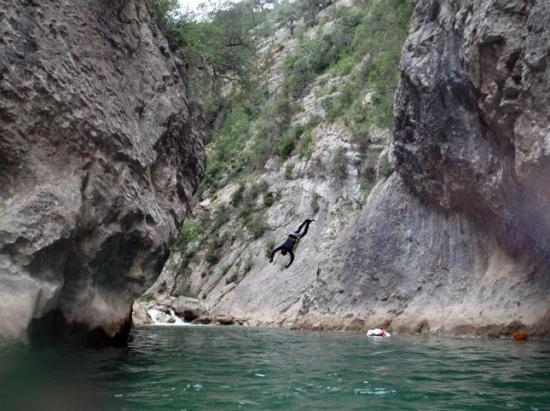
[512,331,528,341]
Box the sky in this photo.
[178,0,206,13]
[178,0,253,14]
[177,0,232,14]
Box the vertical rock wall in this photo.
[395,0,550,257]
[0,0,205,343]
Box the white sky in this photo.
[178,0,206,13]
[177,0,250,14]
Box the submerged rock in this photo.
[0,0,205,344]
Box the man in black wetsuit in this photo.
[269,219,314,268]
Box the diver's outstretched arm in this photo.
[286,251,295,268]
[269,246,284,262]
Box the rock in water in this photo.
[0,0,205,344]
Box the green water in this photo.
[1,326,549,410]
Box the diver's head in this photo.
[281,250,287,255]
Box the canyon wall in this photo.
[135,0,549,337]
[0,0,205,343]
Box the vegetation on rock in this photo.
[146,0,411,295]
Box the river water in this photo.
[1,326,549,410]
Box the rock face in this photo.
[395,0,550,259]
[392,0,550,332]
[138,0,549,338]
[0,0,205,343]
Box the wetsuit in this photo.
[269,219,313,268]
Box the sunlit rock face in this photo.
[0,0,205,344]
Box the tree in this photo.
[146,0,179,35]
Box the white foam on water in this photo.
[146,308,191,326]
[168,308,185,325]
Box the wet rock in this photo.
[132,295,210,325]
[191,315,212,325]
[171,297,210,322]
[216,316,236,326]
[132,303,153,326]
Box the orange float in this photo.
[512,331,528,341]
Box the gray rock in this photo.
[171,296,210,321]
[0,0,205,343]
[137,0,550,338]
[191,315,212,325]
[394,0,550,257]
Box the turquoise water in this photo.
[1,326,549,410]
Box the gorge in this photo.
[135,0,550,338]
[1,0,549,345]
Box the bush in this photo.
[264,237,276,257]
[243,254,254,273]
[226,273,238,284]
[245,215,269,239]
[283,54,315,98]
[231,183,246,207]
[175,218,201,250]
[278,134,295,158]
[379,162,394,178]
[250,137,274,170]
[137,293,155,303]
[299,129,315,159]
[204,250,220,265]
[210,206,230,234]
[310,192,321,214]
[332,147,348,181]
[284,163,294,180]
[332,54,355,76]
[263,191,276,207]
[245,181,269,204]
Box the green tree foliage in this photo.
[174,4,258,87]
[175,218,201,249]
[147,0,179,34]
[151,0,412,250]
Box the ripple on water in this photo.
[1,328,549,410]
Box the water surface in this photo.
[1,326,549,410]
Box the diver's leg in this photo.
[269,246,284,263]
[286,251,295,268]
[295,219,313,238]
[294,219,309,235]
[299,220,311,238]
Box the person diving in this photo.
[269,219,314,268]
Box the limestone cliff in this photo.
[0,0,205,343]
[390,0,550,334]
[135,0,549,337]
